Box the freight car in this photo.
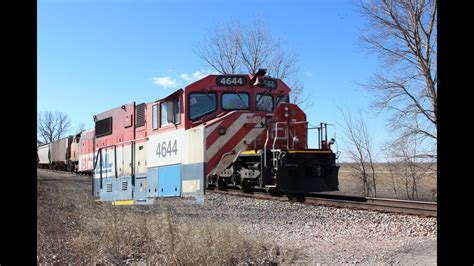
[37,137,73,171]
[37,70,340,204]
[37,143,50,168]
[36,132,95,174]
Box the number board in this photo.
[261,78,278,89]
[216,75,248,86]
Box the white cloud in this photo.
[191,71,207,79]
[179,70,214,83]
[180,73,193,82]
[153,69,217,88]
[152,76,178,88]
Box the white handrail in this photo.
[263,129,269,167]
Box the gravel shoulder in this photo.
[37,169,437,264]
[386,240,437,265]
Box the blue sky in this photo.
[38,0,391,161]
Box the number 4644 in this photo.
[156,140,178,158]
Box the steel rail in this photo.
[207,188,437,217]
[37,169,437,217]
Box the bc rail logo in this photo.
[81,154,94,171]
[94,153,113,174]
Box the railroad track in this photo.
[38,169,436,217]
[207,188,437,217]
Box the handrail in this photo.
[211,150,236,176]
[95,137,148,150]
[265,120,308,167]
[272,122,287,150]
[264,129,269,167]
[93,144,121,181]
[287,121,308,149]
[232,148,247,163]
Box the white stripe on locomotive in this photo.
[207,123,265,176]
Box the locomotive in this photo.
[37,70,340,204]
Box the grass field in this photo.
[331,163,437,202]
[37,170,286,264]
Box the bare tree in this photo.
[383,135,436,200]
[357,0,437,159]
[195,19,242,74]
[339,108,378,197]
[195,17,308,107]
[37,111,72,144]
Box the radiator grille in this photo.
[95,117,113,138]
[106,183,113,192]
[122,181,128,191]
[136,103,146,127]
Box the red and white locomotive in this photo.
[38,70,340,204]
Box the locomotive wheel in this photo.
[267,187,281,196]
[217,178,226,190]
[240,180,252,193]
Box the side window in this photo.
[222,93,249,110]
[189,93,217,120]
[256,94,274,111]
[160,97,181,127]
[174,96,181,124]
[160,102,168,127]
[152,104,158,129]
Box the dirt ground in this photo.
[387,240,437,265]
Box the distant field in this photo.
[327,163,437,202]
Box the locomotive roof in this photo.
[150,73,291,105]
[183,74,292,93]
[93,73,292,122]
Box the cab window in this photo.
[222,93,249,110]
[160,97,180,127]
[189,92,217,120]
[152,104,158,129]
[276,95,289,106]
[256,94,273,111]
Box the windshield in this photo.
[222,93,249,110]
[189,93,217,120]
[256,94,273,111]
[276,95,289,106]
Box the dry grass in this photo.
[336,163,437,201]
[37,174,287,264]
